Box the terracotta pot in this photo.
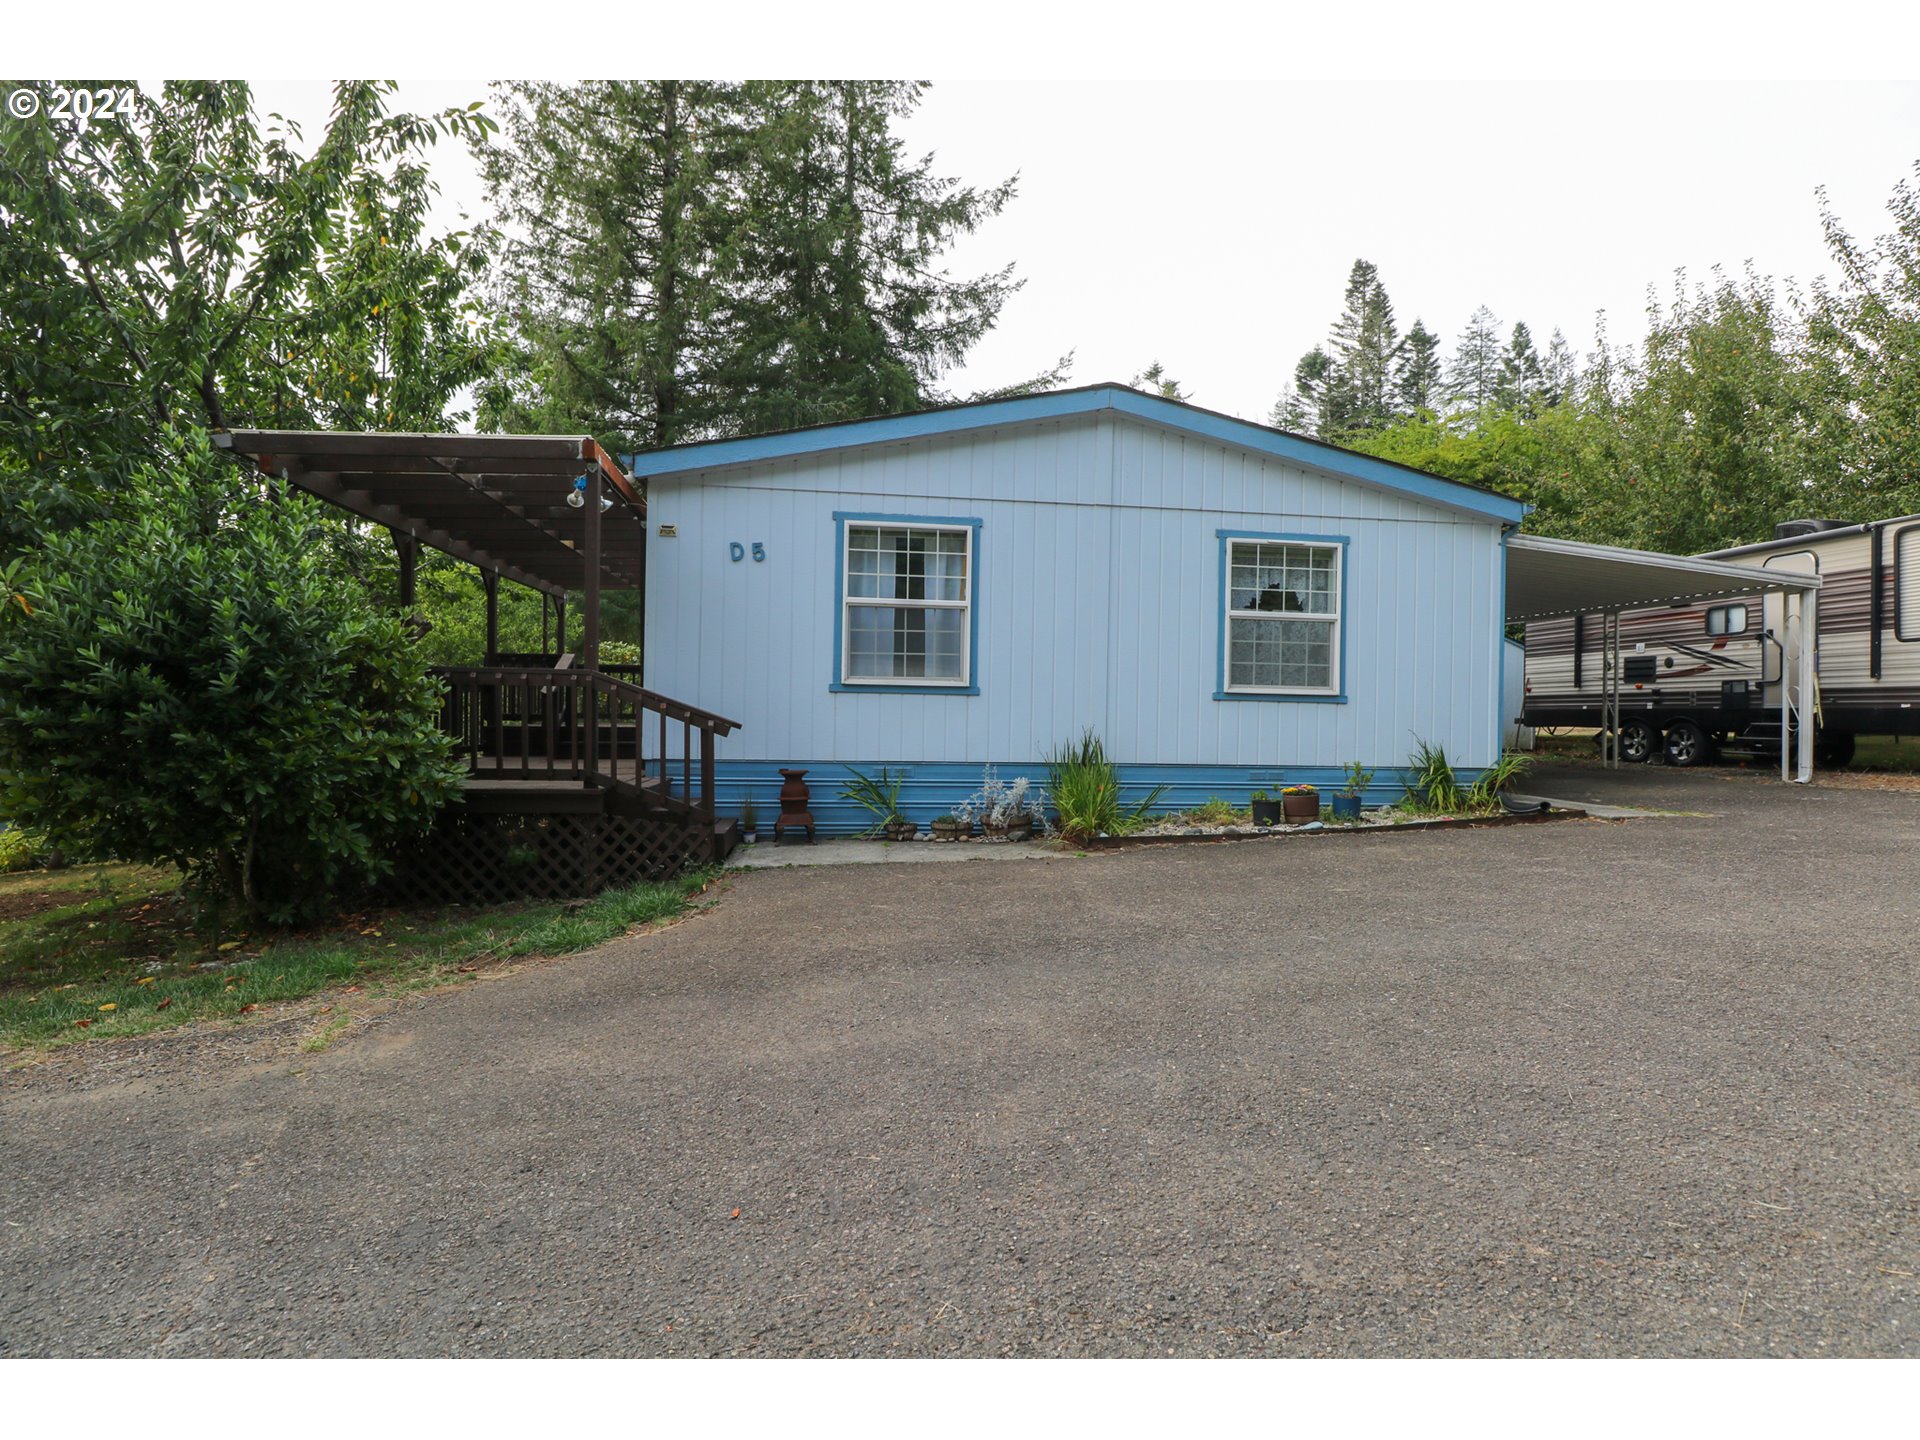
[1282,790,1320,824]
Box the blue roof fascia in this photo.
[626,385,1529,525]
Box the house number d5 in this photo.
[729,542,767,562]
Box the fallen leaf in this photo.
[72,1019,92,1028]
[217,941,242,952]
[134,977,155,986]
[731,1208,741,1219]
[97,1002,117,1012]
[238,1003,258,1014]
[156,997,172,1010]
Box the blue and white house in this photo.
[632,383,1529,832]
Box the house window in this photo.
[1224,538,1341,694]
[1705,604,1748,636]
[841,522,973,686]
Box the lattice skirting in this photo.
[379,810,710,905]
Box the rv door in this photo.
[1761,550,1818,703]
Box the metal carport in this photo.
[1503,533,1824,782]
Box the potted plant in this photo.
[1250,789,1282,826]
[1331,762,1372,823]
[930,813,970,841]
[739,795,759,844]
[840,766,917,840]
[1281,784,1320,824]
[956,766,1048,841]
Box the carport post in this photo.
[1796,587,1816,783]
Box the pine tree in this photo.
[1327,259,1401,430]
[726,81,1024,434]
[1130,362,1188,400]
[1541,328,1580,408]
[1287,346,1350,438]
[1394,319,1444,414]
[1495,321,1546,413]
[1447,305,1504,414]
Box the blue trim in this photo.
[829,512,983,696]
[1213,529,1350,704]
[713,760,1485,836]
[628,384,1530,524]
[1496,526,1513,752]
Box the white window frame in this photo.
[1222,537,1343,697]
[841,521,973,688]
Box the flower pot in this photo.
[883,818,919,842]
[1004,816,1034,841]
[1330,794,1363,822]
[930,818,970,841]
[1282,790,1320,824]
[1250,798,1283,826]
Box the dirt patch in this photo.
[1821,770,1920,793]
[0,889,84,924]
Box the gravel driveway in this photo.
[3,762,1917,1356]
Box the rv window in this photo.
[1705,604,1748,636]
[839,520,975,688]
[1898,527,1920,643]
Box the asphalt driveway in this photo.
[3,762,1917,1356]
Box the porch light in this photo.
[567,475,613,511]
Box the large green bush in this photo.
[0,449,464,922]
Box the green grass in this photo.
[1169,796,1250,827]
[0,862,720,1053]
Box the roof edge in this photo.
[626,384,1529,525]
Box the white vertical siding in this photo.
[646,414,1504,772]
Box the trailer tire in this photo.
[1815,730,1856,767]
[1663,719,1713,768]
[1617,718,1658,764]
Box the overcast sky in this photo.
[233,10,1920,425]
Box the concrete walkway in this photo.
[729,836,1079,868]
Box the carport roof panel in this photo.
[1505,533,1820,622]
[213,429,646,597]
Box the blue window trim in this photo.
[830,511,983,695]
[1213,528,1350,704]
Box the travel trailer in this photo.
[1522,515,1920,767]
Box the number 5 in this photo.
[751,542,766,562]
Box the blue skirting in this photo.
[700,760,1478,835]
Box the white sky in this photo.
[29,2,1920,424]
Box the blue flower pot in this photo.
[1331,794,1363,822]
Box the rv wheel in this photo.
[1617,719,1657,764]
[1663,719,1712,768]
[1814,731,1856,767]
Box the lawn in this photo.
[0,862,720,1053]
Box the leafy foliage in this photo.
[0,447,464,923]
[839,765,908,833]
[0,80,496,555]
[1044,729,1166,843]
[1401,737,1466,814]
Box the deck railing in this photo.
[433,666,740,821]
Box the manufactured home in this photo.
[632,383,1536,832]
[1523,515,1920,767]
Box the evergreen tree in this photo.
[1541,328,1580,408]
[1446,305,1504,413]
[1287,346,1349,438]
[1130,362,1187,400]
[476,81,746,450]
[725,81,1025,435]
[1394,319,1444,414]
[1495,321,1546,413]
[1327,259,1401,430]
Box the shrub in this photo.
[1044,728,1166,843]
[1401,737,1465,814]
[0,825,36,873]
[953,765,1049,833]
[0,449,465,923]
[1340,761,1375,798]
[1465,751,1533,808]
[839,765,907,834]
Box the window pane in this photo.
[1228,616,1334,690]
[846,605,965,681]
[1229,541,1336,615]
